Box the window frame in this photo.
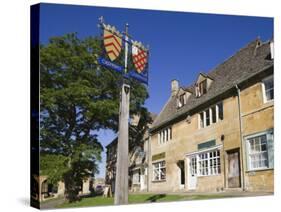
[158,127,172,145]
[262,75,274,103]
[245,130,274,171]
[178,93,186,108]
[197,150,221,176]
[199,79,207,96]
[198,102,223,129]
[187,146,222,177]
[152,160,166,182]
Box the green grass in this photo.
[57,193,239,208]
[57,194,186,208]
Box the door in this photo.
[188,156,197,190]
[227,150,241,188]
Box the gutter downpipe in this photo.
[222,139,226,190]
[235,84,246,191]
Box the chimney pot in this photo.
[171,79,179,96]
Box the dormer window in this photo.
[176,88,191,108]
[178,94,186,108]
[199,80,207,95]
[195,73,213,97]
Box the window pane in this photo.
[247,134,269,170]
[170,127,172,140]
[161,168,166,180]
[202,80,207,94]
[212,106,216,123]
[218,102,223,120]
[264,77,274,101]
[200,112,204,128]
[206,109,210,126]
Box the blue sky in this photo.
[39,3,273,178]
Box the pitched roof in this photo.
[151,38,273,132]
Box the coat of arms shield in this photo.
[103,29,122,61]
[132,45,148,73]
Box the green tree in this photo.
[40,33,149,202]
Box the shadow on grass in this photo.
[146,194,166,202]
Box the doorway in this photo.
[187,156,197,190]
[227,149,241,188]
[177,160,185,189]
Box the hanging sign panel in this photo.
[98,19,149,85]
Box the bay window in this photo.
[197,150,221,176]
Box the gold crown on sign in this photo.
[103,24,122,37]
[131,40,148,51]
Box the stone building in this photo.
[148,38,274,193]
[32,175,92,202]
[105,113,157,193]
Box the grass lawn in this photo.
[57,193,230,208]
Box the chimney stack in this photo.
[171,79,179,97]
[270,40,274,59]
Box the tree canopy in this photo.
[39,33,150,201]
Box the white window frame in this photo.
[262,75,274,103]
[197,150,221,176]
[158,127,172,145]
[152,160,166,181]
[198,102,223,129]
[245,130,274,171]
[186,146,222,177]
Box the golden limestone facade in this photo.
[148,39,274,193]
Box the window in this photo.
[199,80,207,96]
[198,153,209,175]
[158,127,172,144]
[178,94,186,108]
[169,127,172,140]
[153,161,166,181]
[195,79,207,97]
[246,131,274,171]
[211,106,216,123]
[218,102,223,120]
[198,102,223,128]
[199,112,204,128]
[205,109,210,126]
[262,75,274,102]
[190,157,197,175]
[197,150,221,176]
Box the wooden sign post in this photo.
[98,18,148,205]
[114,23,130,205]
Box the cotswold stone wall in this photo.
[241,82,274,192]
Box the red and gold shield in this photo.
[132,45,148,73]
[103,30,122,61]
